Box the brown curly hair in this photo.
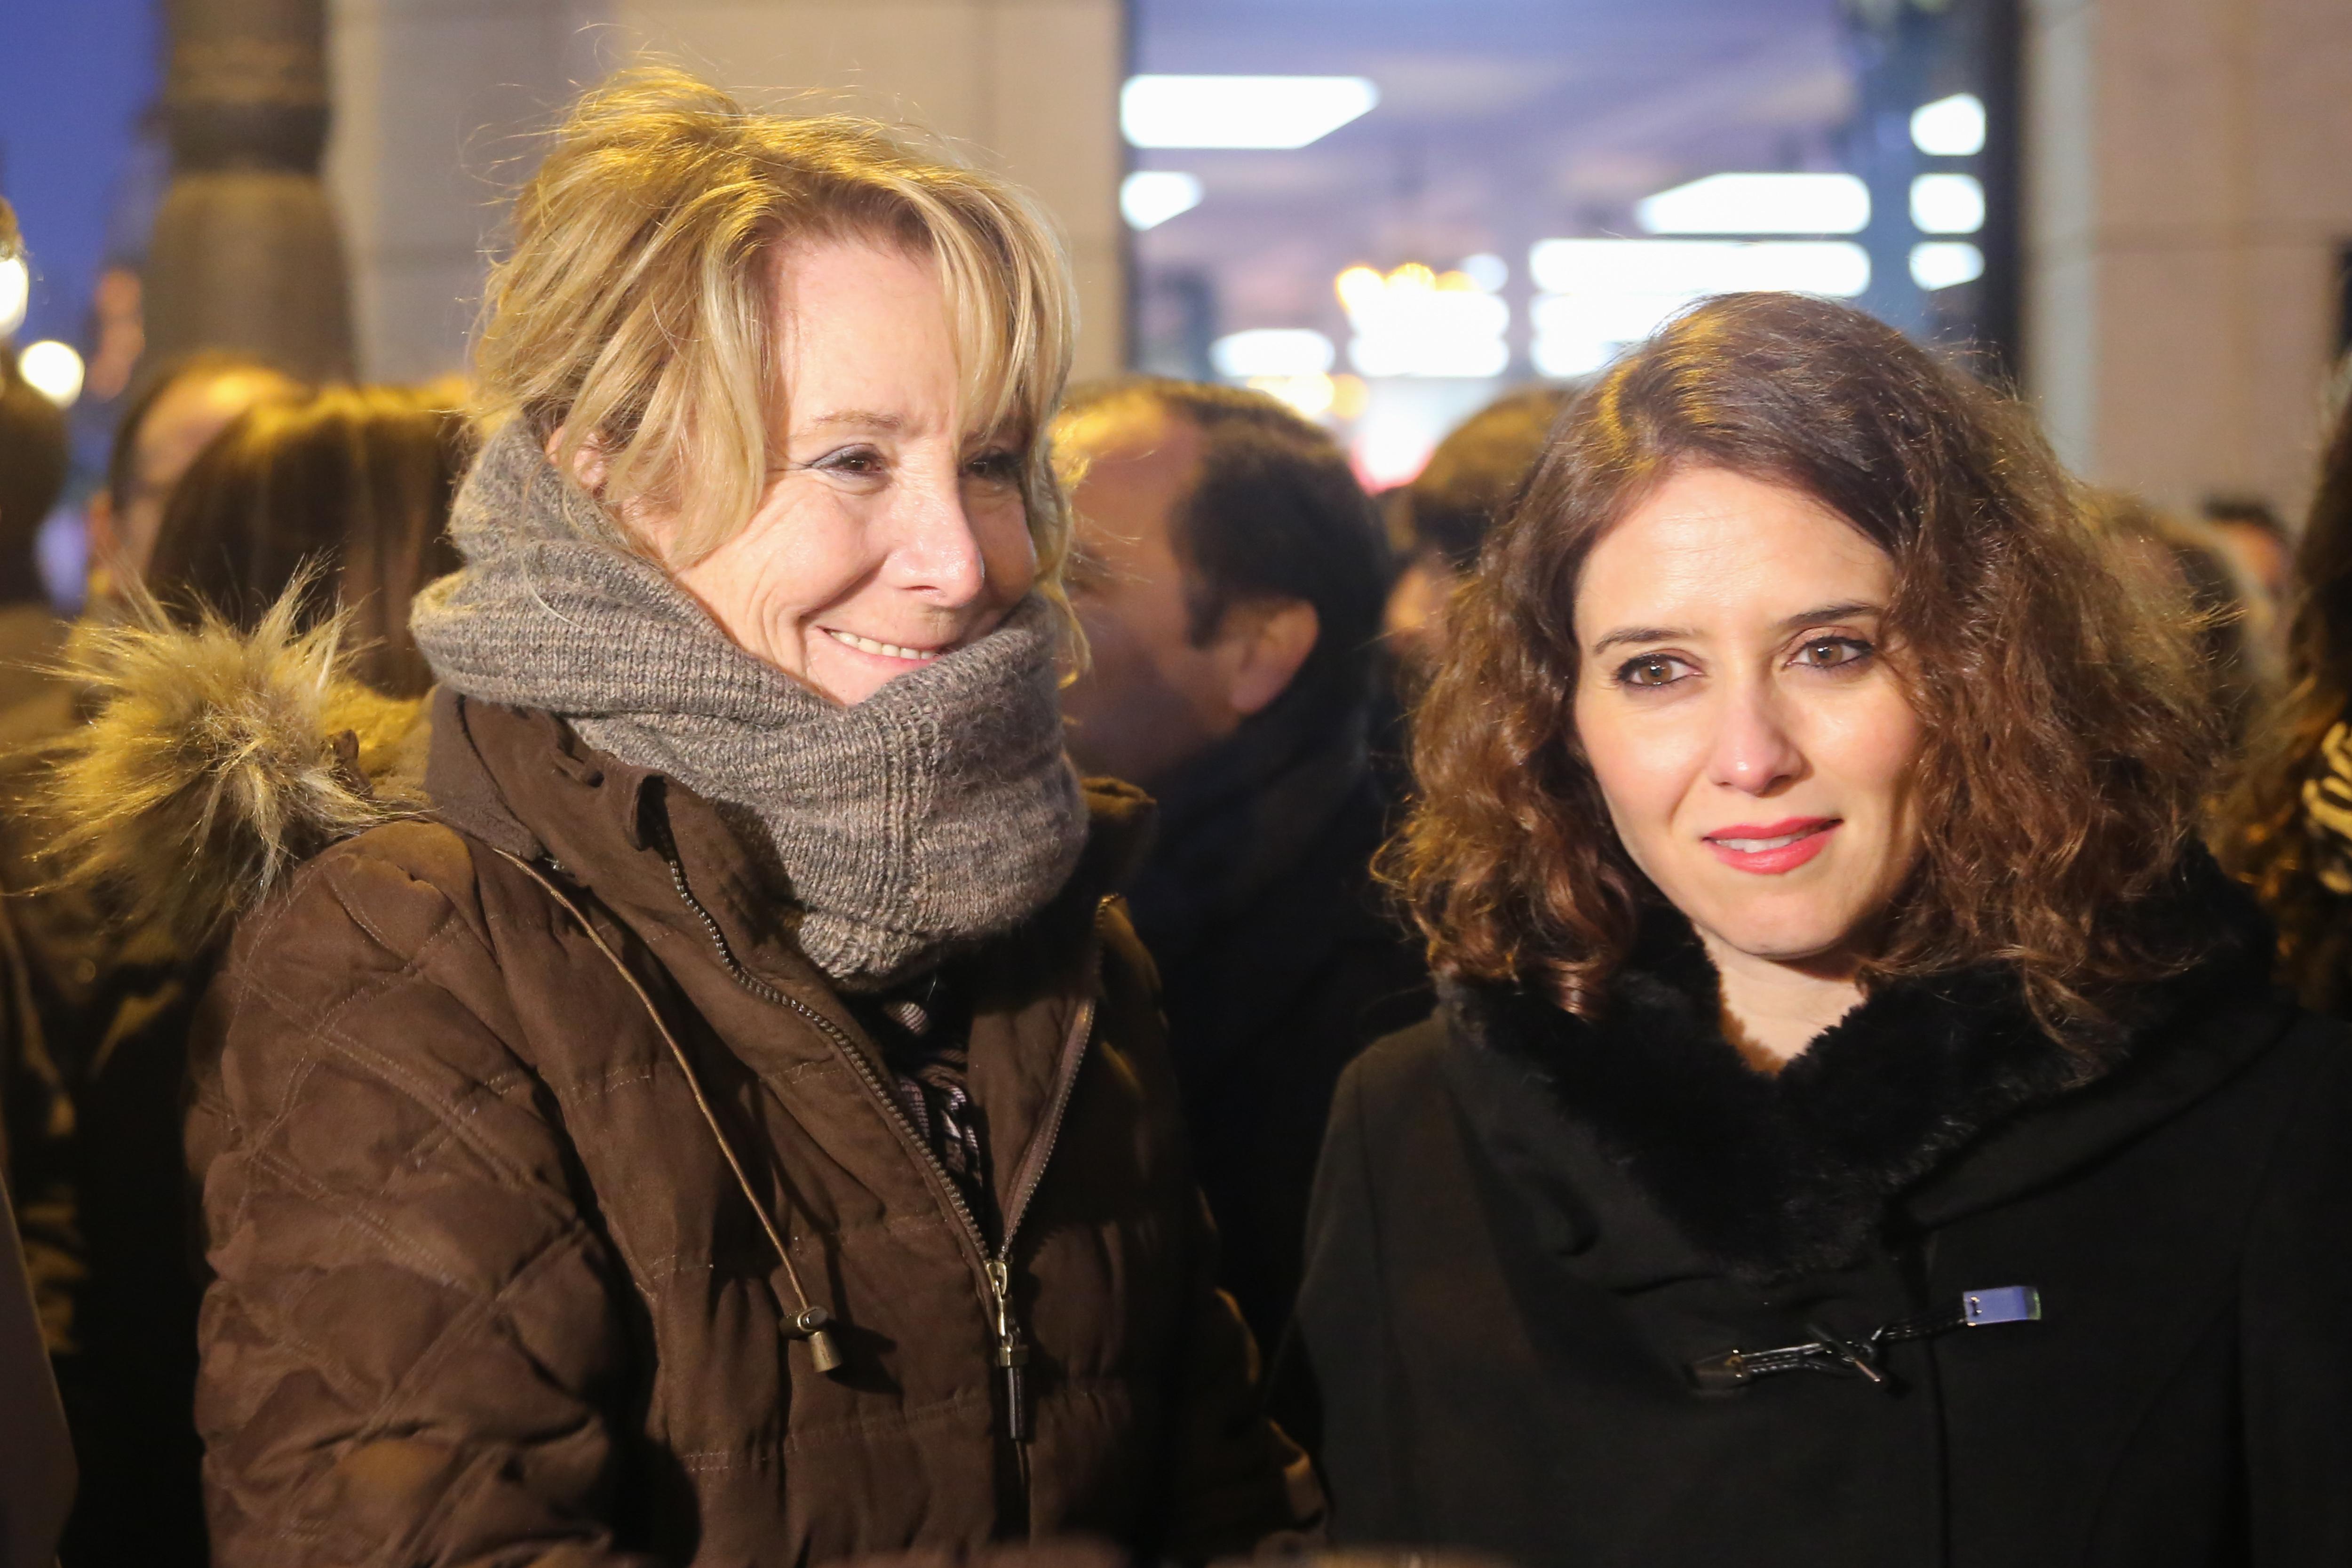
[1391,293,2222,1043]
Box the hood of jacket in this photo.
[31,596,431,956]
[1443,853,2290,1288]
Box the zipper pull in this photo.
[987,1258,1031,1443]
[790,1304,846,1375]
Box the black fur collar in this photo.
[1449,854,2274,1283]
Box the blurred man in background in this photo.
[1057,379,1430,1347]
[1383,385,1571,680]
[83,351,302,611]
[2202,493,2293,648]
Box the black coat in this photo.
[1287,883,2352,1567]
[1126,691,1431,1349]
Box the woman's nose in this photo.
[884,471,989,606]
[1706,680,1805,795]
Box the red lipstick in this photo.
[1702,817,1840,875]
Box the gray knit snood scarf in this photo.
[410,423,1088,985]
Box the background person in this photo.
[2092,489,2279,746]
[2218,374,2352,1011]
[83,352,304,613]
[2202,492,2294,621]
[143,382,467,694]
[51,72,1313,1566]
[1382,385,1570,680]
[0,293,77,1362]
[1055,378,1429,1349]
[28,380,467,1568]
[1289,294,2352,1566]
[0,334,70,710]
[0,186,76,1568]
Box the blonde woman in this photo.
[58,71,1313,1565]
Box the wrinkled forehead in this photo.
[769,224,1037,447]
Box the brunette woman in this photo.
[48,69,1311,1566]
[143,381,469,693]
[2217,374,2352,1010]
[1290,294,2352,1567]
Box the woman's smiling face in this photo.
[1571,465,1925,976]
[641,235,1038,706]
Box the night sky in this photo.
[1,0,159,349]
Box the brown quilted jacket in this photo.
[183,689,1317,1566]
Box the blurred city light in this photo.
[1527,239,1872,379]
[1120,171,1204,231]
[1249,372,1370,423]
[1212,327,1336,378]
[1528,239,1871,296]
[1460,252,1509,293]
[1121,75,1378,150]
[0,256,26,339]
[1636,172,1870,235]
[1248,374,1334,418]
[1336,263,1510,379]
[1909,241,1986,291]
[1530,294,1683,377]
[1910,173,1986,234]
[19,340,84,406]
[1351,413,1439,488]
[1910,93,1987,158]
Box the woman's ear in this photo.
[1214,597,1321,719]
[545,424,611,495]
[548,425,681,563]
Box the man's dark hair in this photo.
[1404,385,1573,570]
[105,350,295,516]
[2201,493,2288,543]
[0,353,68,580]
[1064,378,1391,702]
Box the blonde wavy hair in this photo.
[472,67,1080,613]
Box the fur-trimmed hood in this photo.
[30,593,430,955]
[1446,853,2279,1285]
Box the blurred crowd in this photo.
[0,63,2347,1568]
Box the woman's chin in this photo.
[1690,906,1871,974]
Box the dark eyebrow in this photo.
[1589,601,1883,657]
[1777,600,1882,633]
[1589,625,1692,655]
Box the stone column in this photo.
[325,0,606,382]
[143,0,355,381]
[2025,0,2352,516]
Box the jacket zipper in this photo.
[660,844,1095,1447]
